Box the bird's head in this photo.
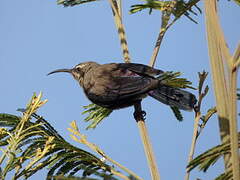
[48,61,98,86]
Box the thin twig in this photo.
[184,112,201,180]
[149,10,172,67]
[185,71,209,180]
[108,0,130,63]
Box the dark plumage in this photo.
[48,62,197,111]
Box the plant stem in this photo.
[137,121,160,180]
[229,67,240,180]
[184,112,201,180]
[229,44,240,180]
[108,0,130,63]
[134,102,160,180]
[149,11,170,67]
[204,0,231,169]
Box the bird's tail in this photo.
[148,85,197,111]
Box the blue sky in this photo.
[0,1,239,179]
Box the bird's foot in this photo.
[133,110,146,121]
[193,105,199,113]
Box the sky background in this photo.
[0,0,239,180]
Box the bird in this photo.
[48,62,197,112]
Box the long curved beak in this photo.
[47,68,72,76]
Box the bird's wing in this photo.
[117,63,164,77]
[109,76,154,98]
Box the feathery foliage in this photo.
[82,104,113,130]
[158,71,196,89]
[130,0,201,24]
[0,93,118,180]
[187,132,240,180]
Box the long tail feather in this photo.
[148,85,197,111]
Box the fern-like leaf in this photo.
[0,93,118,179]
[158,71,196,89]
[187,132,240,180]
[130,0,201,24]
[82,104,113,130]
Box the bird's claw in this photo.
[133,110,146,121]
[193,105,199,113]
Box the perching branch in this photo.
[133,102,161,180]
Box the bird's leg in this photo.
[193,104,199,113]
[133,101,146,121]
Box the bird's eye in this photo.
[74,67,82,72]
